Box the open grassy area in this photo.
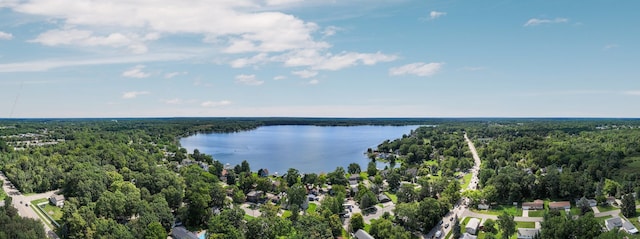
[42,204,63,221]
[281,210,292,218]
[596,215,612,226]
[597,205,619,212]
[528,209,545,217]
[461,173,473,190]
[243,214,254,221]
[30,198,48,205]
[516,221,535,228]
[306,203,317,213]
[461,217,471,226]
[384,192,398,204]
[473,205,522,216]
[0,183,6,200]
[30,204,56,229]
[359,172,369,179]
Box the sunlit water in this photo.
[180,125,418,174]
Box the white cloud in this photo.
[270,49,397,71]
[623,91,640,96]
[292,69,318,78]
[235,74,263,86]
[230,53,268,68]
[164,71,187,79]
[389,62,443,77]
[308,79,319,85]
[163,98,183,105]
[122,65,150,78]
[30,29,149,53]
[603,44,619,50]
[265,0,302,6]
[273,75,287,80]
[524,18,569,27]
[0,31,13,40]
[429,11,446,20]
[201,100,231,107]
[122,91,149,99]
[322,26,341,37]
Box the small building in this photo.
[460,233,477,239]
[377,194,391,203]
[171,227,198,239]
[465,218,481,235]
[258,168,269,177]
[308,194,319,201]
[477,204,490,210]
[606,196,616,205]
[517,228,539,239]
[246,190,263,203]
[354,229,374,239]
[605,217,623,231]
[49,194,65,207]
[574,198,597,207]
[522,200,544,210]
[623,221,638,234]
[548,201,570,210]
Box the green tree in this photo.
[349,213,364,233]
[483,219,496,233]
[453,216,461,239]
[327,167,348,186]
[348,163,361,174]
[497,211,516,239]
[367,161,378,177]
[286,168,300,187]
[143,222,167,239]
[386,170,401,192]
[397,183,418,203]
[621,193,636,218]
[287,183,307,208]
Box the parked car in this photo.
[435,230,442,238]
[444,223,450,228]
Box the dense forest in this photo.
[1,118,640,238]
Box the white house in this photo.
[623,221,638,234]
[605,217,623,231]
[465,218,481,235]
[517,228,540,239]
[49,194,65,207]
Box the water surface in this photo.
[180,125,418,174]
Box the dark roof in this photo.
[171,227,198,239]
[377,194,391,203]
[549,201,570,209]
[354,229,374,239]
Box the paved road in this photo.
[0,172,60,239]
[464,133,481,191]
[595,209,621,218]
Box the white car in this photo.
[435,230,442,238]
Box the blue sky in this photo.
[0,0,638,118]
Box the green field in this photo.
[473,205,522,216]
[281,210,292,218]
[597,205,619,212]
[306,203,317,213]
[42,204,63,221]
[528,209,545,217]
[516,221,535,228]
[0,182,6,200]
[30,198,48,205]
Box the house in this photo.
[378,194,391,203]
[548,201,570,210]
[349,174,360,185]
[308,194,319,201]
[405,168,418,177]
[605,217,623,231]
[522,200,544,210]
[354,229,374,239]
[477,203,490,210]
[607,196,616,205]
[465,218,481,235]
[517,228,539,239]
[171,227,198,239]
[49,194,65,207]
[574,198,597,207]
[246,190,263,203]
[460,233,477,239]
[623,221,638,234]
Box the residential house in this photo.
[477,203,490,210]
[258,168,269,177]
[349,174,360,186]
[605,217,623,231]
[465,218,481,235]
[623,221,638,234]
[246,190,263,203]
[354,229,374,239]
[517,228,539,239]
[49,194,65,207]
[607,196,616,205]
[548,201,571,210]
[378,194,391,203]
[460,233,477,239]
[522,200,544,210]
[574,198,597,207]
[171,227,198,239]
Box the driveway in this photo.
[362,201,395,224]
[1,172,60,238]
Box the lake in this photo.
[179,125,419,174]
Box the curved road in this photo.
[1,172,60,239]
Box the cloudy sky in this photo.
[0,0,638,118]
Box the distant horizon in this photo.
[2,116,640,120]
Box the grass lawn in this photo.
[42,204,63,221]
[461,173,473,190]
[243,214,254,221]
[598,205,619,212]
[359,172,369,179]
[473,205,522,216]
[281,210,292,219]
[363,223,371,232]
[596,215,612,226]
[0,184,6,200]
[516,221,535,228]
[528,209,545,217]
[30,198,49,205]
[306,203,317,213]
[384,192,398,204]
[461,217,471,226]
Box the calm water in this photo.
[179,125,418,174]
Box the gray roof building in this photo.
[354,229,374,239]
[171,227,198,239]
